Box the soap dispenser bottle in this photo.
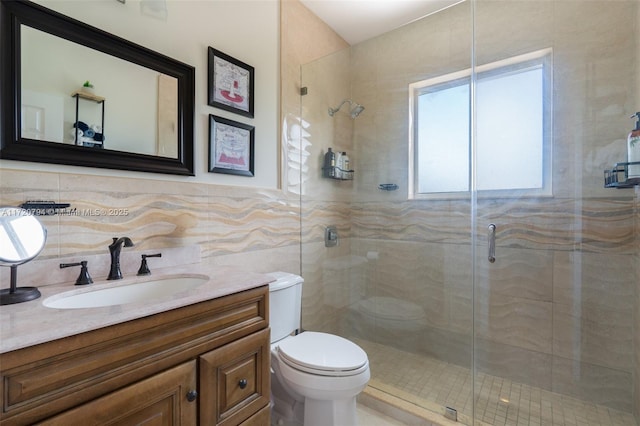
[342,152,350,170]
[334,151,343,179]
[628,112,640,179]
[342,152,350,179]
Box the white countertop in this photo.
[0,265,272,354]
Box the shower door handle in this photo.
[487,224,496,263]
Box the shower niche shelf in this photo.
[604,161,640,188]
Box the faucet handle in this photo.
[137,253,162,276]
[60,261,94,286]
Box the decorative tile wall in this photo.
[0,168,301,286]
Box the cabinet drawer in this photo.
[37,361,197,426]
[200,328,270,426]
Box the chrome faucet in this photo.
[107,237,134,280]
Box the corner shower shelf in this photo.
[604,161,640,188]
[322,167,354,181]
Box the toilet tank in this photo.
[267,272,303,343]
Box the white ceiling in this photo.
[299,0,464,45]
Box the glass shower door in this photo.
[472,1,639,425]
[298,1,477,420]
[294,0,638,424]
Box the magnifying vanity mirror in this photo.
[0,207,47,305]
[0,0,195,175]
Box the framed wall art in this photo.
[208,115,254,177]
[208,47,254,118]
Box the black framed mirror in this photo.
[0,0,195,175]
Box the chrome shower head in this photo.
[328,99,365,119]
[350,103,365,118]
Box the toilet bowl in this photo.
[267,272,370,426]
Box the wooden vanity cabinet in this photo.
[0,286,270,426]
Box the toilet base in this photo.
[271,393,304,426]
[270,397,358,426]
[304,397,358,426]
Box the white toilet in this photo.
[268,271,370,426]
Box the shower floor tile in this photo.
[355,339,637,426]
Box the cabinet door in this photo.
[38,361,197,426]
[200,328,270,426]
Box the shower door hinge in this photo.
[300,87,308,96]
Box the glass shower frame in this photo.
[296,1,639,425]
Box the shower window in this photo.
[409,49,552,198]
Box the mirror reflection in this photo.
[20,25,178,158]
[1,0,195,175]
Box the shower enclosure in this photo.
[294,1,639,425]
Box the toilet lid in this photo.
[277,332,368,376]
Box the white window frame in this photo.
[408,48,553,200]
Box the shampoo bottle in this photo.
[628,112,640,179]
[324,148,336,178]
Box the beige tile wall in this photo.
[280,0,349,197]
[0,168,301,285]
[279,0,362,332]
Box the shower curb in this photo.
[358,385,461,426]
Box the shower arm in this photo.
[328,99,354,116]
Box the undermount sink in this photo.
[43,275,208,309]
